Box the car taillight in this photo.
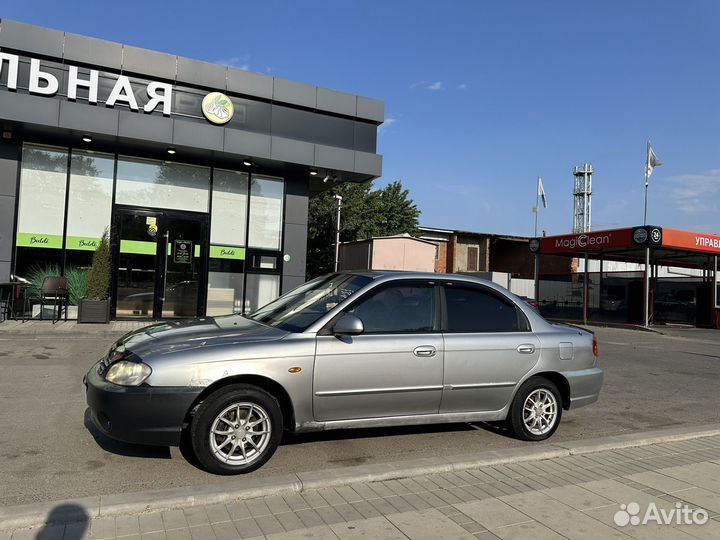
[592,334,598,358]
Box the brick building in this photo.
[418,226,572,278]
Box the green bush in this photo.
[87,230,111,301]
[66,268,89,306]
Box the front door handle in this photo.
[517,344,536,354]
[413,346,437,357]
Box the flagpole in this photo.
[643,140,649,225]
[534,178,540,237]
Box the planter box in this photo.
[78,299,110,324]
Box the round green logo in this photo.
[202,92,234,125]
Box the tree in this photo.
[306,180,420,278]
[87,229,111,300]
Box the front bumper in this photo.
[84,362,203,446]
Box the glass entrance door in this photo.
[113,207,208,319]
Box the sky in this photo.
[5,1,720,237]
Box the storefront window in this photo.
[207,169,248,315]
[245,273,281,313]
[115,157,210,212]
[65,151,114,269]
[14,144,67,279]
[248,175,284,250]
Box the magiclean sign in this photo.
[0,52,234,124]
[537,228,634,254]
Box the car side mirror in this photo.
[332,314,364,336]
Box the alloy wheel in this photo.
[522,388,558,436]
[208,402,272,465]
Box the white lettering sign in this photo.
[696,236,720,249]
[67,65,98,103]
[144,81,172,115]
[0,52,173,115]
[0,53,19,90]
[554,233,611,250]
[29,58,59,95]
[106,75,138,110]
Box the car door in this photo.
[440,282,540,413]
[313,281,443,421]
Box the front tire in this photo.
[190,384,283,474]
[508,377,562,441]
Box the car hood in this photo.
[115,314,289,358]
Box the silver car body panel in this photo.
[114,272,602,433]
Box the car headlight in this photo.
[105,360,152,386]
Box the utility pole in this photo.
[333,194,343,272]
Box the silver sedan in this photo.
[85,272,603,474]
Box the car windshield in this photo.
[247,273,373,332]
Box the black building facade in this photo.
[0,19,383,319]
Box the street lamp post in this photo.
[333,194,343,272]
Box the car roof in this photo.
[339,270,499,286]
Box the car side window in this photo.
[347,284,435,334]
[444,286,527,333]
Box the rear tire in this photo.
[508,377,562,441]
[190,384,283,475]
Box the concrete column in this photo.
[643,247,651,328]
[713,255,718,327]
[281,176,309,294]
[0,140,20,281]
[533,253,540,302]
[583,253,589,325]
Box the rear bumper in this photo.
[84,363,202,446]
[563,367,603,409]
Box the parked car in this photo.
[85,272,603,475]
[600,294,626,312]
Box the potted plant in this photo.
[78,230,111,323]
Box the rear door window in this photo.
[443,285,528,333]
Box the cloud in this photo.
[668,169,720,215]
[213,55,251,71]
[410,80,446,91]
[378,117,397,135]
[458,83,468,90]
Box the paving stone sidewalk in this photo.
[6,435,720,540]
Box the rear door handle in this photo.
[413,346,437,357]
[517,344,536,354]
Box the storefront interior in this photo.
[14,143,286,319]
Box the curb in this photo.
[2,423,719,530]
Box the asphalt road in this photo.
[1,325,719,506]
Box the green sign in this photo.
[120,239,157,255]
[16,233,63,249]
[210,245,246,260]
[66,236,101,251]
